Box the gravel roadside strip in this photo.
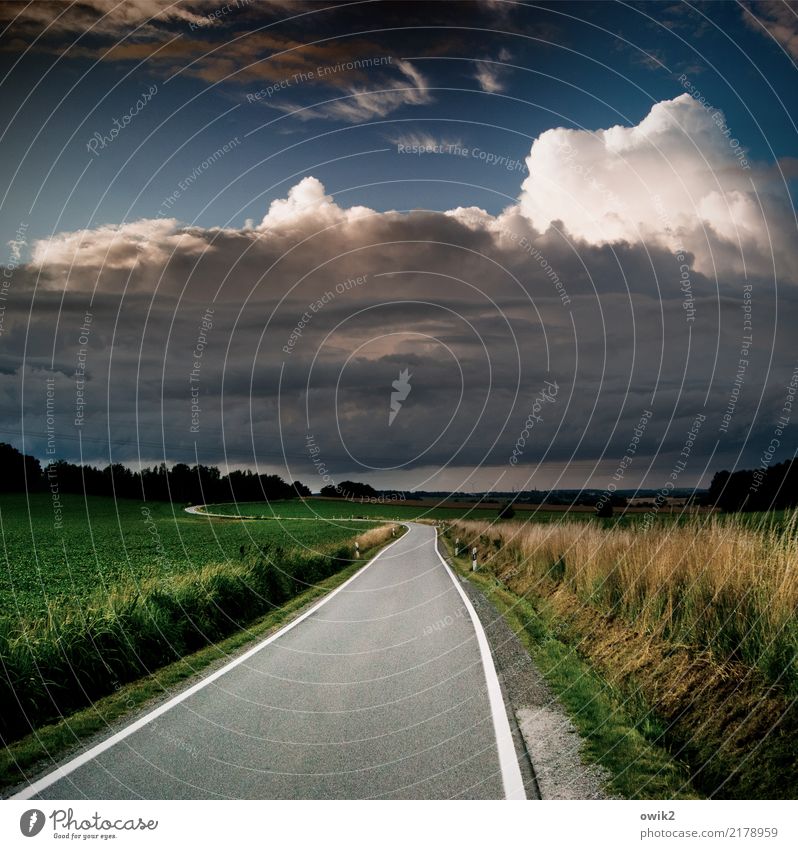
[436,534,613,800]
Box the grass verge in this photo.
[443,522,797,799]
[1,527,403,794]
[441,535,699,799]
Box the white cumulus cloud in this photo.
[517,94,796,278]
[258,176,375,231]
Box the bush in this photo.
[498,502,516,519]
[595,500,613,518]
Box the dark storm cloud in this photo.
[2,69,795,490]
[2,157,794,491]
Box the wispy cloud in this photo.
[0,0,210,37]
[742,0,798,61]
[473,49,512,93]
[274,60,432,123]
[630,47,671,72]
[386,129,463,150]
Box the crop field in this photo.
[0,494,381,619]
[199,498,625,523]
[449,514,798,692]
[200,497,783,530]
[200,498,505,522]
[0,494,393,741]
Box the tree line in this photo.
[8,439,794,513]
[0,442,311,503]
[707,458,798,512]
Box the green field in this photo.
[1,492,788,750]
[0,494,392,742]
[199,497,733,527]
[202,499,798,537]
[0,494,381,619]
[200,498,573,522]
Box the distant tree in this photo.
[0,443,318,507]
[104,463,139,499]
[708,468,755,512]
[0,442,43,492]
[141,463,168,501]
[258,474,294,501]
[167,463,194,503]
[705,460,798,513]
[498,502,515,519]
[595,500,613,518]
[320,481,378,500]
[339,480,378,499]
[194,464,221,502]
[292,480,311,498]
[707,470,731,509]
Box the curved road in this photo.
[16,522,525,800]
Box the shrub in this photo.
[498,502,516,519]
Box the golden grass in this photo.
[448,513,798,691]
[354,523,399,552]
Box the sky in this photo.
[0,0,797,493]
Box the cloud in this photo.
[274,60,432,122]
[66,28,428,123]
[1,5,433,125]
[6,99,795,489]
[517,94,797,279]
[474,61,505,93]
[742,1,798,60]
[30,218,206,274]
[630,47,670,72]
[0,0,210,37]
[473,49,512,93]
[62,30,399,91]
[386,129,464,150]
[257,176,375,230]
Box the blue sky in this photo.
[2,1,796,250]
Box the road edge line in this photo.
[432,527,527,801]
[12,523,408,800]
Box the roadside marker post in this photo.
[355,541,360,558]
[455,536,460,556]
[472,546,478,571]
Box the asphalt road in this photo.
[19,522,525,800]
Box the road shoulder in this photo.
[435,533,612,800]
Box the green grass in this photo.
[441,536,699,800]
[200,498,508,522]
[203,497,791,530]
[0,494,379,618]
[0,494,392,743]
[199,498,621,524]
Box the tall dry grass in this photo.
[354,523,398,551]
[448,514,798,691]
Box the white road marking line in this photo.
[432,528,527,801]
[12,525,408,800]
